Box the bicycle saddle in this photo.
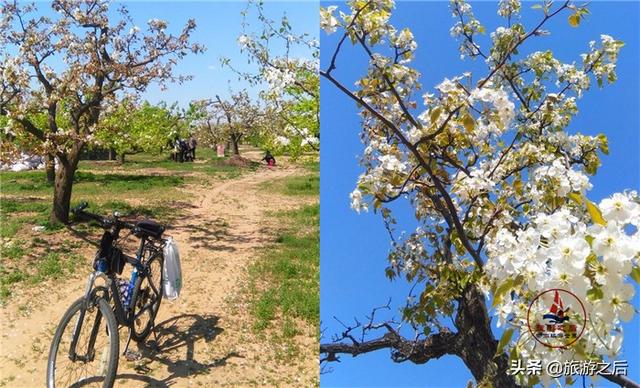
[135,220,165,239]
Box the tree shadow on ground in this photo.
[115,313,242,387]
[178,217,272,252]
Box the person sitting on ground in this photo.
[262,150,276,167]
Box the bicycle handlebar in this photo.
[71,202,136,231]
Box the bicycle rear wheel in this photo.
[47,297,119,388]
[130,253,164,342]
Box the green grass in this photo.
[301,159,319,173]
[0,217,24,238]
[0,198,49,214]
[0,170,184,197]
[78,149,256,179]
[260,154,319,196]
[30,252,77,283]
[0,268,28,301]
[0,170,51,195]
[262,174,319,197]
[0,198,51,238]
[0,242,26,261]
[0,251,82,303]
[0,169,188,238]
[249,204,319,335]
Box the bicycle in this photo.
[47,202,167,387]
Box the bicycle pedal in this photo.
[124,350,142,361]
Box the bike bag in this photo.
[94,231,126,275]
[162,237,182,300]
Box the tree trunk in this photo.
[51,150,81,224]
[109,149,116,161]
[45,154,55,184]
[230,134,240,156]
[118,152,125,164]
[455,285,517,387]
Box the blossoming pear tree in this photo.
[222,0,319,158]
[0,0,203,223]
[192,90,263,157]
[320,1,639,386]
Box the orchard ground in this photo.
[0,146,319,386]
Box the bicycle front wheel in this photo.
[47,297,119,388]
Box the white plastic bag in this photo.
[162,237,182,300]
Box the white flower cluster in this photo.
[449,0,484,60]
[583,35,624,87]
[379,154,407,173]
[452,166,495,202]
[320,5,339,34]
[485,191,640,384]
[497,0,521,18]
[393,28,417,52]
[275,135,291,146]
[262,65,296,96]
[468,86,516,129]
[489,26,521,62]
[283,126,318,148]
[237,34,251,49]
[147,18,167,31]
[350,188,367,213]
[531,159,592,198]
[555,64,590,97]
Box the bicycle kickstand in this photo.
[151,323,159,344]
[123,327,144,361]
[122,327,133,356]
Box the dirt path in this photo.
[0,160,318,387]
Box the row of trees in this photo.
[1,0,320,225]
[222,0,320,158]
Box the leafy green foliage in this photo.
[95,100,189,158]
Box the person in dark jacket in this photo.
[262,150,276,167]
[188,137,197,161]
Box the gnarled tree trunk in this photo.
[50,145,82,224]
[454,285,516,387]
[45,153,55,184]
[230,133,242,156]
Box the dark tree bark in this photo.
[321,285,518,387]
[109,148,116,160]
[51,145,82,224]
[45,153,55,184]
[454,285,516,387]
[118,152,125,164]
[230,133,242,156]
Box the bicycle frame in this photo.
[68,232,165,361]
[107,235,165,326]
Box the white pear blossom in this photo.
[320,6,339,34]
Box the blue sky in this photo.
[25,0,318,106]
[320,1,640,387]
[120,1,318,106]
